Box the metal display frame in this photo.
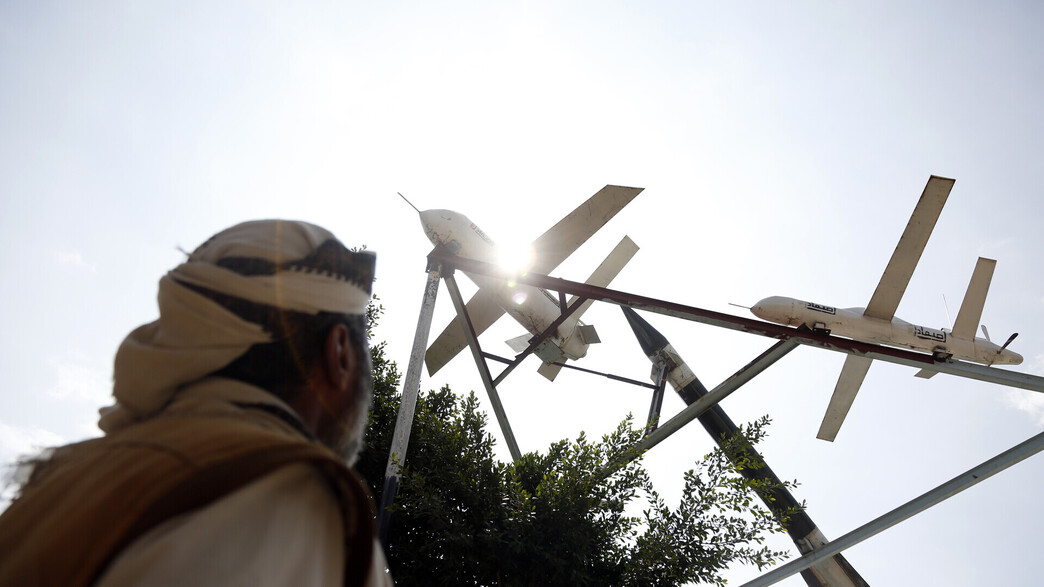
[378,245,1044,584]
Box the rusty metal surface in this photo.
[427,247,1044,393]
[429,246,929,358]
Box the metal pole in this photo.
[639,339,798,454]
[739,427,1044,587]
[603,339,798,478]
[377,267,441,543]
[443,272,523,462]
[644,362,667,436]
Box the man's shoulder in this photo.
[0,412,366,586]
[96,463,346,587]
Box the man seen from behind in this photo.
[0,219,392,586]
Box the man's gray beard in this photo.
[326,375,372,466]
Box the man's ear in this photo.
[323,323,357,392]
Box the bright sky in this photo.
[2,2,1043,585]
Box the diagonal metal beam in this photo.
[639,339,799,454]
[428,249,1044,394]
[442,272,522,461]
[492,294,588,386]
[603,339,799,478]
[739,427,1044,587]
[378,266,442,543]
[545,360,658,389]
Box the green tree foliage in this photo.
[355,301,796,586]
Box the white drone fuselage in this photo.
[420,208,590,364]
[417,185,641,381]
[751,295,1023,366]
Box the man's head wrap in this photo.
[99,219,376,433]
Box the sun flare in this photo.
[496,242,534,275]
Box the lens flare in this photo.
[496,242,534,275]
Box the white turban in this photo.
[99,220,376,433]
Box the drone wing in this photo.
[819,176,953,441]
[424,185,643,376]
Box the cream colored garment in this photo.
[96,379,393,587]
[100,219,375,433]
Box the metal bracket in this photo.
[644,361,668,436]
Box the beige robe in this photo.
[95,378,393,587]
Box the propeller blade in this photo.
[1001,332,1018,351]
[981,324,991,342]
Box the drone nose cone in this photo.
[1004,350,1024,365]
[750,296,788,322]
[750,298,770,320]
[418,209,438,230]
[418,209,452,244]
